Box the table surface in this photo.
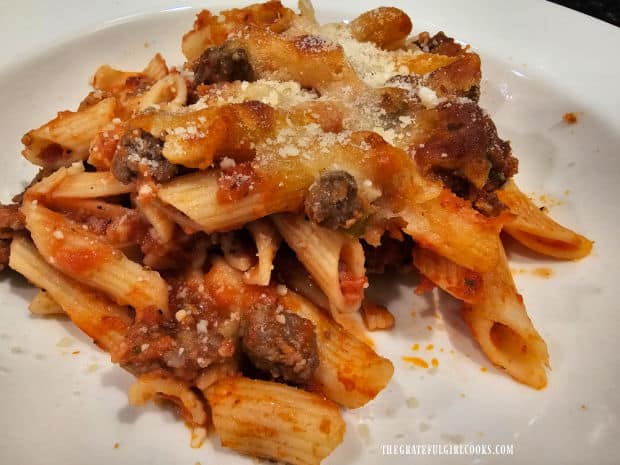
[549,0,619,26]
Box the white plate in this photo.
[1,2,619,465]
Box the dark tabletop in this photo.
[548,0,619,26]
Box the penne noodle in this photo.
[275,251,331,310]
[413,245,483,304]
[243,218,281,286]
[128,371,208,447]
[134,189,175,243]
[463,242,549,389]
[49,198,131,221]
[206,376,345,465]
[51,171,134,199]
[28,289,65,316]
[350,7,412,50]
[146,197,203,235]
[25,163,85,197]
[92,54,168,92]
[229,27,365,95]
[26,163,133,202]
[158,170,304,232]
[274,252,371,345]
[22,202,168,315]
[397,52,459,75]
[195,359,240,394]
[9,236,130,352]
[360,300,395,331]
[139,73,188,111]
[21,98,116,169]
[273,213,366,314]
[181,2,296,62]
[93,65,141,92]
[138,101,276,169]
[141,53,169,81]
[403,190,506,273]
[497,180,593,259]
[298,0,318,25]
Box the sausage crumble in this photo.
[111,129,178,184]
[304,170,363,229]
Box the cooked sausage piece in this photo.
[119,275,240,381]
[304,170,363,229]
[0,240,10,271]
[241,303,319,384]
[111,129,178,184]
[193,45,255,86]
[415,31,464,57]
[0,203,26,271]
[415,102,518,216]
[0,204,25,235]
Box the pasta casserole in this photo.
[0,1,592,464]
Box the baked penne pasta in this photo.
[181,1,296,62]
[51,171,135,199]
[22,201,168,314]
[194,359,241,393]
[9,236,130,351]
[139,73,188,111]
[141,53,169,81]
[128,371,208,447]
[413,245,483,303]
[350,7,412,50]
[403,190,506,273]
[1,1,595,463]
[22,98,116,169]
[273,213,366,314]
[243,219,281,285]
[134,184,176,243]
[498,180,593,259]
[28,289,65,316]
[463,242,550,389]
[206,376,345,465]
[360,300,395,331]
[158,170,305,232]
[274,251,372,344]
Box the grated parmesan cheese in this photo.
[196,320,208,334]
[219,157,236,169]
[417,86,443,108]
[278,145,300,157]
[194,79,318,109]
[317,24,399,87]
[138,184,153,196]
